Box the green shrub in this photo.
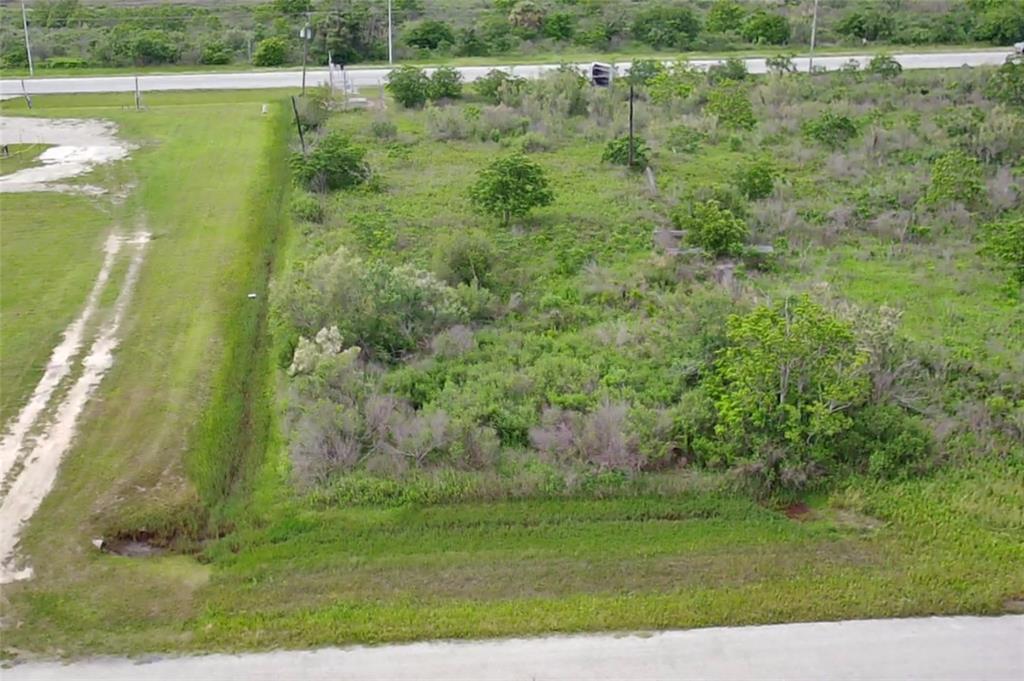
[404,20,456,50]
[602,136,651,168]
[386,66,430,108]
[253,37,288,66]
[42,56,89,69]
[274,247,468,360]
[705,83,756,129]
[733,158,776,200]
[666,125,705,153]
[985,56,1024,108]
[469,152,554,225]
[867,54,903,78]
[706,0,747,34]
[707,296,871,494]
[923,149,984,207]
[839,405,933,479]
[646,62,702,104]
[740,11,790,45]
[981,215,1024,289]
[627,59,666,86]
[543,11,576,40]
[428,66,463,100]
[675,200,749,257]
[434,230,498,286]
[291,132,370,193]
[474,69,526,104]
[370,118,398,141]
[765,54,796,75]
[632,5,701,49]
[707,57,749,85]
[290,192,325,223]
[802,111,858,149]
[200,41,232,65]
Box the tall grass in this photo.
[185,102,291,521]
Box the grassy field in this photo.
[1,64,1022,660]
[0,89,291,654]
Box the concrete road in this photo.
[5,616,1023,680]
[0,50,1014,98]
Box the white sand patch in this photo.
[0,232,150,584]
[0,234,122,484]
[0,116,131,194]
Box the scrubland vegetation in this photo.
[1,55,1022,657]
[2,0,1023,73]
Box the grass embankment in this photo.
[0,90,290,653]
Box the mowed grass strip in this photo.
[0,91,288,653]
[0,193,110,422]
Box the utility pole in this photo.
[300,17,312,96]
[20,0,34,77]
[627,83,635,168]
[808,0,820,73]
[291,96,307,154]
[387,0,394,65]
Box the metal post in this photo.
[21,79,32,109]
[301,37,309,95]
[20,0,34,77]
[808,0,820,73]
[387,0,394,65]
[628,83,635,167]
[134,75,141,111]
[291,96,307,154]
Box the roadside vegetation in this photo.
[2,0,1023,74]
[0,55,1022,657]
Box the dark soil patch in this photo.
[784,502,814,521]
[104,539,166,557]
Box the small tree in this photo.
[386,65,430,108]
[474,69,526,104]
[766,54,796,75]
[867,53,902,78]
[985,56,1024,108]
[706,57,749,85]
[469,152,554,226]
[802,111,858,149]
[675,199,749,257]
[291,132,370,193]
[924,149,984,207]
[740,11,790,45]
[733,158,776,199]
[706,0,747,34]
[602,135,651,169]
[253,37,288,66]
[632,5,701,49]
[706,83,756,130]
[981,215,1024,290]
[708,296,870,494]
[404,20,455,50]
[428,66,463,100]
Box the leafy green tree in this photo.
[386,65,431,108]
[924,149,984,207]
[474,69,526,104]
[404,20,456,50]
[706,57,749,85]
[740,11,790,45]
[253,36,288,66]
[867,54,902,78]
[707,296,870,493]
[981,215,1024,289]
[470,152,554,225]
[985,56,1024,108]
[706,83,756,129]
[647,62,702,103]
[835,9,895,41]
[676,200,749,257]
[428,66,463,100]
[733,158,776,200]
[543,12,575,40]
[602,136,651,168]
[291,132,370,193]
[706,0,747,34]
[802,111,858,149]
[632,5,701,49]
[972,1,1024,44]
[200,41,232,65]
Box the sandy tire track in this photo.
[0,232,150,583]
